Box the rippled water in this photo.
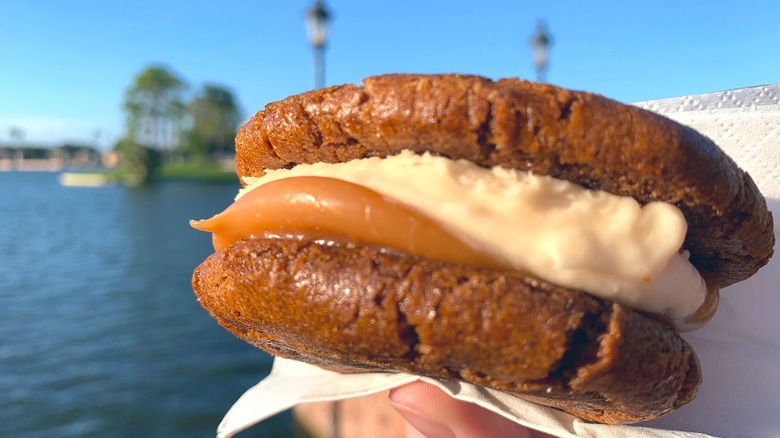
[0,172,295,437]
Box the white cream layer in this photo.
[239,151,707,328]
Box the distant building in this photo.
[0,144,102,171]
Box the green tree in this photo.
[115,138,162,186]
[181,84,242,160]
[122,65,187,151]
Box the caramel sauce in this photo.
[190,176,512,271]
[682,274,720,328]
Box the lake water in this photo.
[0,172,296,437]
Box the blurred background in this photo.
[0,1,777,437]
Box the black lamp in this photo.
[531,21,552,83]
[306,0,332,89]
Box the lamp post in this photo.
[306,0,331,89]
[531,21,552,83]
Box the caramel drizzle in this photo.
[682,274,719,328]
[190,176,512,271]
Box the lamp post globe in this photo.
[531,21,551,83]
[306,0,331,89]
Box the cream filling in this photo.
[239,151,707,329]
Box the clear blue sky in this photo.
[1,0,777,149]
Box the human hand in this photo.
[389,381,556,438]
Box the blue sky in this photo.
[1,0,778,149]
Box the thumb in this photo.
[388,381,554,438]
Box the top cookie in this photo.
[235,74,774,288]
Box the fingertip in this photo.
[389,382,455,438]
[389,381,554,438]
[389,380,445,410]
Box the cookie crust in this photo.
[235,74,774,287]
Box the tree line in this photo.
[118,65,242,182]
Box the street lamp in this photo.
[306,0,332,89]
[531,21,552,83]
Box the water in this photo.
[0,172,296,437]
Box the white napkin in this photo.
[217,84,780,438]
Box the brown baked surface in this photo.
[193,237,701,424]
[235,74,774,288]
